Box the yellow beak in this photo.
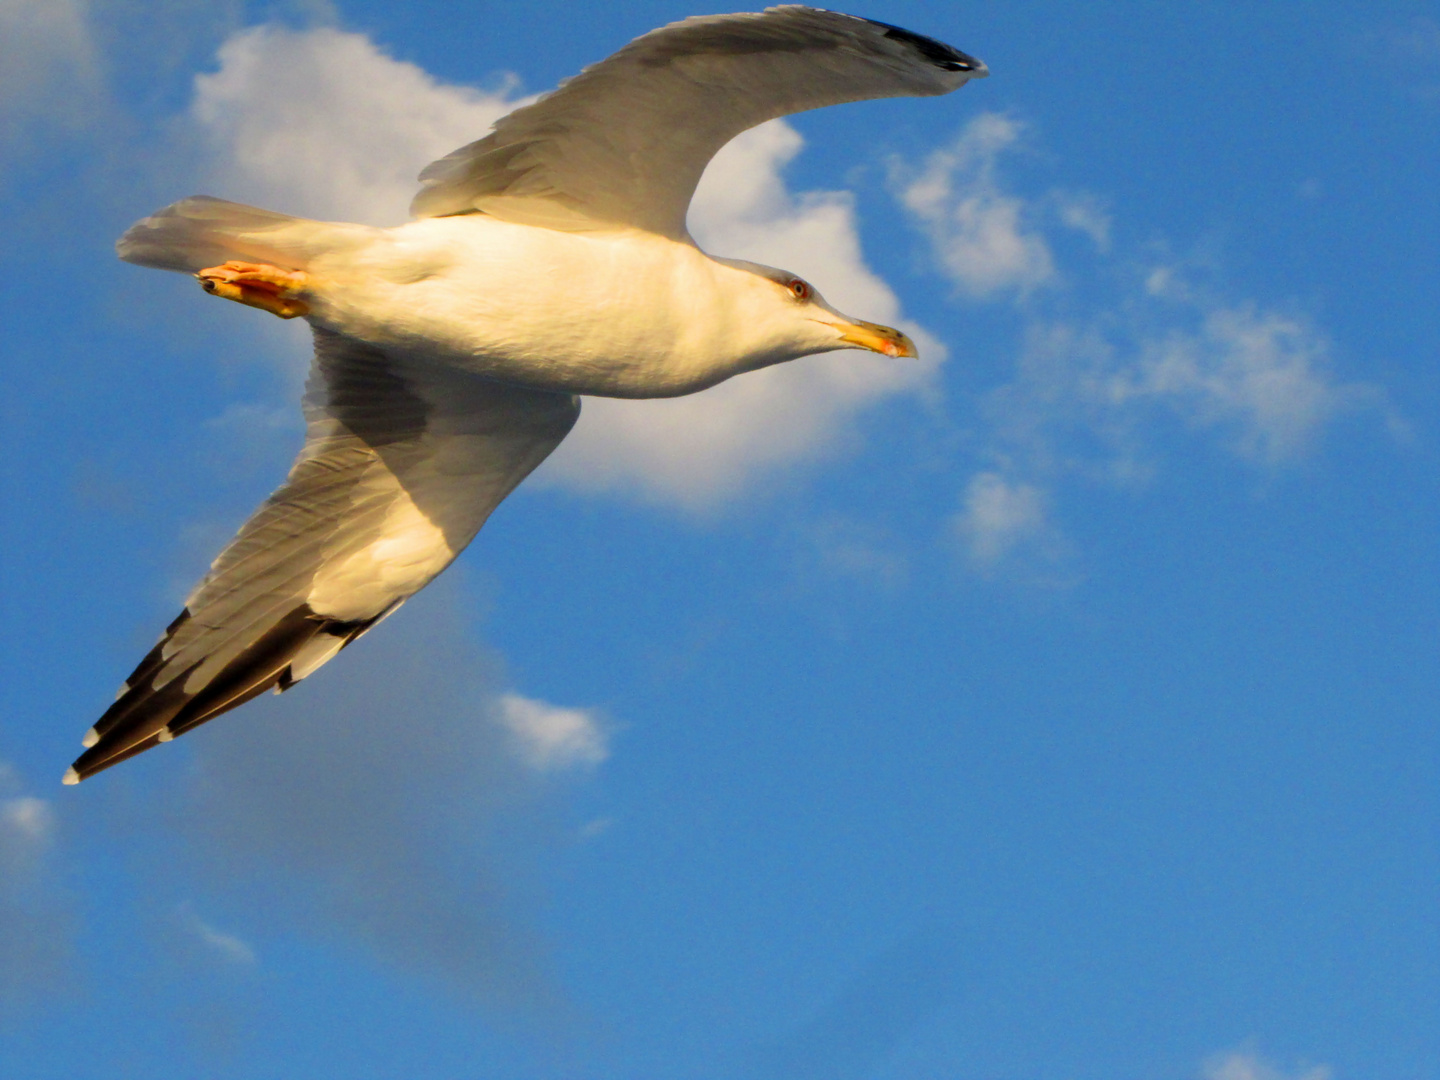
[836,319,918,358]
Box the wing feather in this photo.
[68,330,579,782]
[410,6,984,237]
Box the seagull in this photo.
[65,6,986,784]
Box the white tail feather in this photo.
[116,195,378,275]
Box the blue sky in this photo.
[1,1,1437,1078]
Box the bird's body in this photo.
[302,215,848,398]
[65,6,987,783]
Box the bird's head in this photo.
[719,258,918,368]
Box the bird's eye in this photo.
[789,278,811,301]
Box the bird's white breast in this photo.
[305,216,769,397]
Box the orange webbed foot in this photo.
[196,261,312,319]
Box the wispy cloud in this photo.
[892,111,1385,576]
[176,903,258,967]
[953,471,1055,569]
[1203,1047,1333,1080]
[986,275,1371,486]
[0,765,72,1011]
[498,693,608,772]
[154,580,591,1013]
[200,400,300,480]
[805,515,910,587]
[1051,189,1112,252]
[893,113,1055,298]
[1123,294,1357,465]
[748,921,968,1080]
[192,25,524,226]
[0,0,99,149]
[186,25,939,510]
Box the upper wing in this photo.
[409,6,985,238]
[68,329,579,783]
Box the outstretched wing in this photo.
[410,6,985,238]
[67,329,579,783]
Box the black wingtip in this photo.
[68,602,396,783]
[68,732,168,784]
[864,18,986,74]
[68,606,319,782]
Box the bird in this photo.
[65,6,987,784]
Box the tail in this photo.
[116,195,376,274]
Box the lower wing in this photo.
[67,328,578,783]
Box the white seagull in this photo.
[66,6,986,783]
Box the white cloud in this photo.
[188,26,938,510]
[894,113,1055,298]
[1052,190,1112,252]
[1124,300,1356,464]
[178,904,258,966]
[902,116,1376,475]
[497,693,608,772]
[953,472,1052,567]
[154,580,593,1010]
[576,816,615,840]
[0,767,71,1008]
[1203,1048,1332,1080]
[0,795,54,871]
[889,112,1385,577]
[988,276,1370,484]
[0,0,98,145]
[192,25,524,227]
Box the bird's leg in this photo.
[195,261,312,319]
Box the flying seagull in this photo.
[65,6,986,784]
